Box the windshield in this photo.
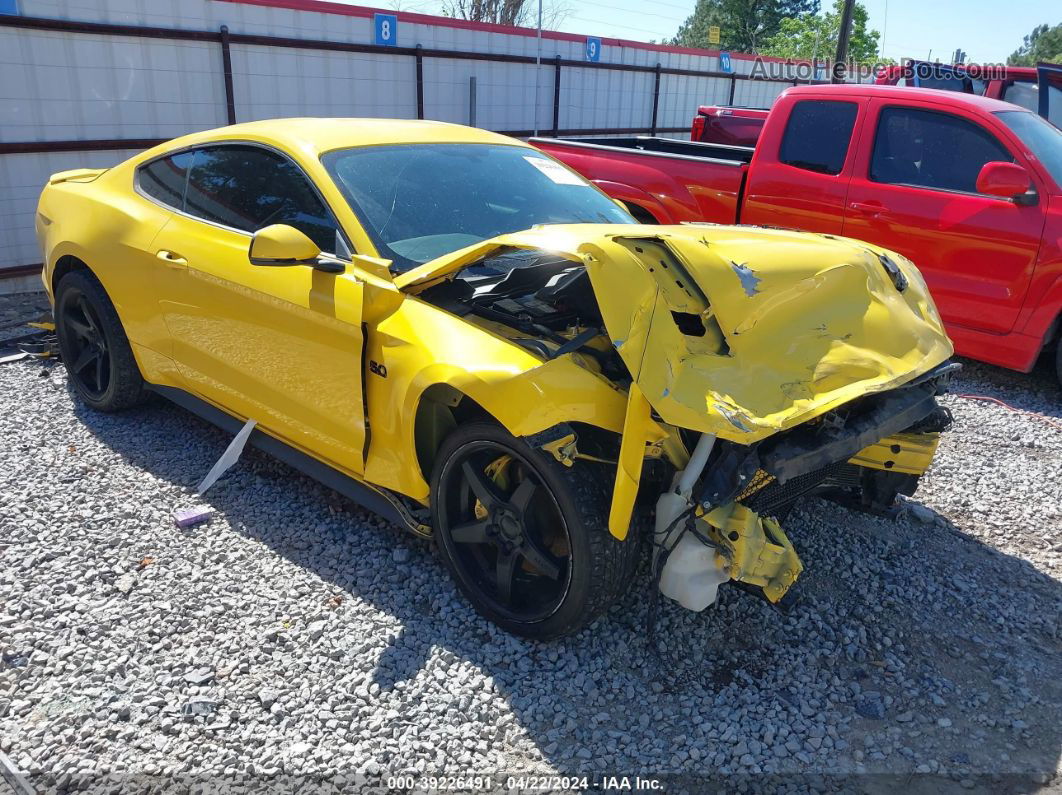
[322,143,634,271]
[995,110,1062,189]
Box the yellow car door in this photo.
[152,144,367,476]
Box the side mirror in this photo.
[975,161,1032,201]
[249,224,321,266]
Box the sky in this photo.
[379,0,1059,65]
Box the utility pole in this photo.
[831,0,856,83]
[533,0,542,135]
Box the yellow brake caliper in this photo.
[474,455,512,520]
[473,455,569,565]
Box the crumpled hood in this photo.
[400,223,954,443]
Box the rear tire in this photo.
[55,270,146,412]
[430,421,641,639]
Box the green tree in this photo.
[671,0,820,54]
[761,0,883,66]
[1008,23,1062,66]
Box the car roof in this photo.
[785,83,1025,114]
[144,118,529,160]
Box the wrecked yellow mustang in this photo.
[36,119,955,638]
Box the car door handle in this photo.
[156,249,187,267]
[849,201,885,216]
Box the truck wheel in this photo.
[430,421,641,639]
[55,270,146,412]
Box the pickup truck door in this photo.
[741,96,866,234]
[154,143,368,476]
[996,66,1062,129]
[842,101,1045,335]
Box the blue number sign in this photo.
[374,13,397,47]
[719,52,732,73]
[585,37,601,63]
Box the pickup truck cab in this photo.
[534,84,1062,382]
[692,62,1062,147]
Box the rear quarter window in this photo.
[137,151,194,209]
[778,100,859,175]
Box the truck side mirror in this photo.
[975,161,1032,201]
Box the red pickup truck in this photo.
[533,84,1062,381]
[692,62,1062,147]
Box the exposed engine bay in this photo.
[418,248,628,380]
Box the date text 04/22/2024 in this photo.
[385,775,664,791]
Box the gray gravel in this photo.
[1,300,1060,792]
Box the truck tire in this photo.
[54,270,147,412]
[430,421,642,639]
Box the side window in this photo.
[778,100,858,175]
[870,107,1013,194]
[137,151,194,209]
[184,145,342,253]
[1003,81,1039,113]
[1004,80,1062,127]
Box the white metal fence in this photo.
[0,0,837,274]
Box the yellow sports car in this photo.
[36,119,955,638]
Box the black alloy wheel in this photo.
[59,287,111,400]
[54,270,146,411]
[437,440,572,622]
[431,422,642,639]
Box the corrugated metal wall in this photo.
[0,0,842,273]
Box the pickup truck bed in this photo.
[533,136,753,225]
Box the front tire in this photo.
[430,421,641,640]
[55,270,146,411]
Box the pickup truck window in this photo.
[995,110,1062,187]
[870,107,1012,195]
[1002,81,1062,128]
[778,100,858,175]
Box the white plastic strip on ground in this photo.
[196,418,257,495]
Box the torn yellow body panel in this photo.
[399,223,953,445]
[849,431,941,476]
[609,382,653,540]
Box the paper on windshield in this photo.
[524,156,588,186]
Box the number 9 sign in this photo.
[375,13,397,47]
[585,36,601,62]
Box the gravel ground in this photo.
[0,290,51,343]
[1,291,1060,793]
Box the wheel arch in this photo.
[51,253,92,296]
[407,357,630,489]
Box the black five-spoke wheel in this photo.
[54,270,146,412]
[431,422,641,639]
[441,443,571,622]
[59,290,111,399]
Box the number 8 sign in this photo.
[375,13,397,47]
[585,37,601,62]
